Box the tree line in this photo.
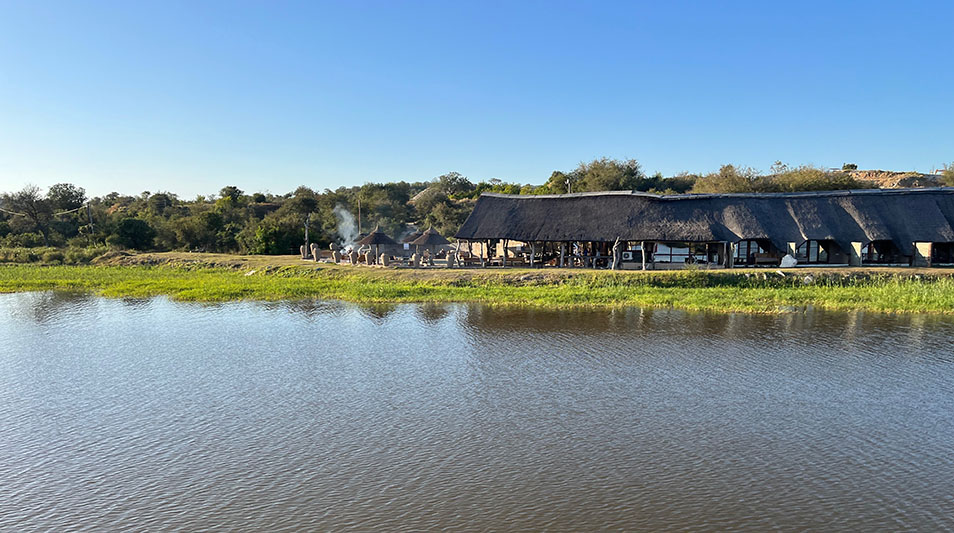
[2,158,951,255]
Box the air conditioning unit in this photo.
[622,251,634,261]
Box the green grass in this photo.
[2,263,954,314]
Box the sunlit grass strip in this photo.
[2,264,954,314]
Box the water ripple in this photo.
[1,293,954,531]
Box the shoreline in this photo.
[3,253,954,314]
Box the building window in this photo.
[796,240,829,264]
[861,241,903,264]
[933,243,954,265]
[734,240,771,265]
[653,243,710,264]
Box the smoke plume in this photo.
[333,204,358,248]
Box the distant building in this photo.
[454,188,954,268]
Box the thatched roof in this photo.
[401,230,423,243]
[410,227,450,246]
[455,188,954,255]
[356,226,397,246]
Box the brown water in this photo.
[2,292,954,531]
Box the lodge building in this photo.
[453,188,954,269]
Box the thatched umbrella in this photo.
[356,226,397,264]
[410,227,450,261]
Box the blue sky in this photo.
[1,0,952,197]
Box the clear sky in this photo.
[1,0,952,198]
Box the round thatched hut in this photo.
[410,228,450,262]
[356,226,397,264]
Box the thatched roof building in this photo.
[411,228,450,247]
[401,230,423,244]
[356,226,397,246]
[455,188,954,267]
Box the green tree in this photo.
[47,183,87,211]
[435,172,475,197]
[1,185,54,245]
[413,188,451,220]
[545,171,579,193]
[285,186,319,217]
[219,185,244,203]
[574,157,647,192]
[146,192,177,216]
[238,213,302,255]
[108,218,156,250]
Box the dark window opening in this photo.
[653,243,718,264]
[861,241,905,265]
[796,240,840,264]
[734,240,777,266]
[933,243,954,264]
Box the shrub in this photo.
[12,247,40,263]
[0,232,46,248]
[942,163,954,186]
[42,250,65,264]
[64,245,108,264]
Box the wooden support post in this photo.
[641,241,647,270]
[530,242,536,268]
[503,239,508,267]
[559,242,566,268]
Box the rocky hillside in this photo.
[847,170,944,188]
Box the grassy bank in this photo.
[3,260,954,314]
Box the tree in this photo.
[650,172,697,194]
[413,188,451,219]
[174,211,226,251]
[285,186,318,216]
[219,185,244,203]
[842,163,858,171]
[47,183,87,211]
[573,158,647,192]
[435,172,475,197]
[770,161,790,175]
[1,185,53,245]
[238,213,302,255]
[146,192,177,215]
[108,218,156,250]
[545,171,578,193]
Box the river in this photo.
[2,292,953,531]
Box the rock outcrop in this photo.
[847,170,943,189]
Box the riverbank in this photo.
[3,254,954,313]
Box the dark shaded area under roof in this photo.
[455,188,954,255]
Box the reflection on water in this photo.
[2,292,954,531]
